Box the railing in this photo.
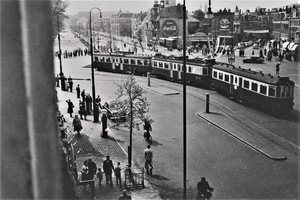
[124,167,145,190]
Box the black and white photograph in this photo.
[1,0,299,199]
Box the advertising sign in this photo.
[220,19,230,29]
[162,19,178,37]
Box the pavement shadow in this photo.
[69,133,102,157]
[104,135,125,143]
[149,174,169,181]
[150,140,163,147]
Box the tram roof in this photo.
[213,63,294,85]
[94,52,152,59]
[153,54,216,65]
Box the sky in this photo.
[65,0,299,16]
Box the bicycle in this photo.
[144,130,152,145]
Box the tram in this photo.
[211,63,294,112]
[94,52,152,75]
[151,53,216,87]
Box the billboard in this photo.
[162,19,178,37]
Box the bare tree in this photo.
[114,73,153,129]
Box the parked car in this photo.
[243,55,264,63]
[103,101,127,121]
[253,43,259,49]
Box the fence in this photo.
[124,167,145,190]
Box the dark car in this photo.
[243,56,264,63]
[103,101,126,121]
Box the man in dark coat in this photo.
[68,76,73,92]
[87,158,97,180]
[76,84,80,98]
[101,113,108,137]
[103,155,114,185]
[197,177,214,199]
[81,89,86,103]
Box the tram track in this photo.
[148,78,300,159]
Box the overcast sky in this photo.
[65,0,299,15]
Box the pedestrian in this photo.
[101,113,108,137]
[196,177,214,200]
[66,99,74,117]
[56,74,60,87]
[144,145,153,175]
[95,95,101,106]
[118,189,132,200]
[276,61,281,74]
[68,76,73,92]
[60,75,66,91]
[85,93,92,115]
[76,84,80,98]
[87,158,97,180]
[97,168,103,187]
[72,115,82,135]
[264,48,267,56]
[81,89,86,103]
[103,155,114,185]
[94,103,99,122]
[79,100,87,120]
[115,162,122,186]
[81,160,89,181]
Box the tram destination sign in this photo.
[162,19,178,37]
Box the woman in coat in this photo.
[72,115,82,135]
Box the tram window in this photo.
[276,86,281,97]
[112,58,115,62]
[107,57,111,62]
[115,58,119,62]
[153,61,157,67]
[164,63,169,69]
[144,60,148,65]
[203,68,208,75]
[243,80,249,89]
[100,57,104,61]
[130,59,136,65]
[124,59,129,64]
[178,65,181,71]
[95,57,99,61]
[235,77,238,84]
[251,83,258,92]
[286,87,291,97]
[173,64,177,70]
[218,72,223,80]
[269,86,275,97]
[159,62,163,68]
[281,87,286,97]
[260,85,267,95]
[213,71,217,78]
[188,66,192,73]
[225,74,229,82]
[137,59,143,65]
[170,63,173,69]
[120,58,123,63]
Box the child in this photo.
[115,162,122,186]
[96,168,103,187]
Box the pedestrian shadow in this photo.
[149,174,169,180]
[150,140,163,147]
[103,135,125,143]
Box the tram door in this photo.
[170,63,173,79]
[230,75,238,100]
[238,77,243,101]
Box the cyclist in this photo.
[143,120,152,141]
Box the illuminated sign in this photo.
[220,19,230,29]
[162,19,178,37]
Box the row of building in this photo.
[74,0,300,49]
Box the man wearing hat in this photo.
[103,155,114,185]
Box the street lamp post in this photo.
[89,7,102,123]
[57,15,64,90]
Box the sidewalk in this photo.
[57,87,162,200]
